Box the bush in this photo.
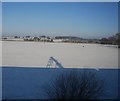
[43,70,105,99]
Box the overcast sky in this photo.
[2,2,118,38]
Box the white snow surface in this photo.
[2,41,118,68]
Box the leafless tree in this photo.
[43,70,105,99]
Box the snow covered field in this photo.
[2,41,118,69]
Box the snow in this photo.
[2,41,118,68]
[2,67,119,99]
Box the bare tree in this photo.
[43,70,105,99]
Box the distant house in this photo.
[2,37,7,40]
[14,36,20,38]
[53,39,63,43]
[33,37,40,41]
[2,36,24,41]
[24,36,33,41]
[39,36,53,42]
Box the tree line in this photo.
[100,33,120,46]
